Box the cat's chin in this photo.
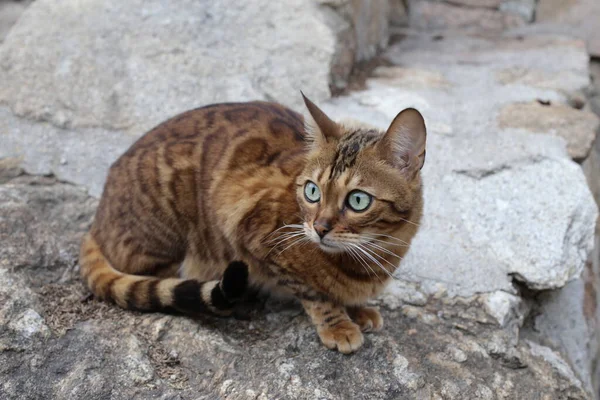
[318,242,344,254]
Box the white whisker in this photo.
[361,236,410,248]
[399,218,420,227]
[359,244,397,271]
[363,233,409,246]
[350,243,395,280]
[343,245,370,278]
[264,224,305,240]
[346,244,383,283]
[268,232,305,247]
[363,241,402,259]
[277,236,310,256]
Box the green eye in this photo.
[346,190,372,212]
[304,181,321,203]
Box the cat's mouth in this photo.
[303,223,349,254]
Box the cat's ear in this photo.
[379,108,427,178]
[301,92,340,145]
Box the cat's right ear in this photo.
[301,92,340,145]
[378,108,427,179]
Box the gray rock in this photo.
[0,0,32,42]
[0,0,336,133]
[406,0,533,33]
[534,0,600,57]
[497,101,599,160]
[0,178,591,399]
[521,279,598,395]
[318,0,397,91]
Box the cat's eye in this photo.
[346,190,372,212]
[304,181,321,203]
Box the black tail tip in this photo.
[221,261,249,300]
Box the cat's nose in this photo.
[314,221,332,239]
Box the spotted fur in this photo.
[80,96,426,352]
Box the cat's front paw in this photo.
[317,320,364,354]
[349,306,383,332]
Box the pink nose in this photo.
[314,221,332,239]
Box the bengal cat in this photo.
[79,94,426,353]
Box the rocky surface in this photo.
[406,0,535,33]
[0,176,591,399]
[1,0,599,399]
[532,0,600,57]
[0,0,31,42]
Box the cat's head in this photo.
[296,93,426,254]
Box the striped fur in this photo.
[80,233,247,315]
[80,98,426,352]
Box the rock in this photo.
[0,175,97,276]
[496,66,590,93]
[406,0,534,33]
[481,291,523,327]
[521,279,598,395]
[389,0,409,27]
[535,0,600,57]
[498,101,600,161]
[0,269,50,352]
[0,178,591,398]
[318,0,395,91]
[0,0,32,42]
[0,0,336,133]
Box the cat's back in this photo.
[119,101,307,160]
[95,101,308,241]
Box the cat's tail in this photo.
[79,232,248,315]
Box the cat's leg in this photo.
[301,299,364,354]
[347,306,383,332]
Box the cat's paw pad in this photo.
[318,320,364,354]
[350,306,383,333]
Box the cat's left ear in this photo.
[379,108,427,179]
[301,92,341,145]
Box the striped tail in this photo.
[79,233,248,315]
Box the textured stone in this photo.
[0,0,335,133]
[496,66,590,93]
[407,0,527,32]
[389,0,408,27]
[0,0,31,42]
[498,101,600,160]
[318,0,394,90]
[535,0,600,57]
[0,178,591,399]
[522,279,597,394]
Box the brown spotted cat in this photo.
[79,94,426,353]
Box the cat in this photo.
[79,93,426,353]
